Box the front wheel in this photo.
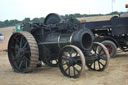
[58,45,85,78]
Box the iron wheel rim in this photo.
[58,45,85,78]
[86,42,110,71]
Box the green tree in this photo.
[22,18,31,23]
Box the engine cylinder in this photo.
[44,29,94,51]
[71,29,93,50]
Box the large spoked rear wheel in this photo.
[8,32,39,73]
[58,45,85,78]
[86,42,110,71]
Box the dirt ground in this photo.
[0,50,128,85]
[0,27,128,85]
[0,26,15,51]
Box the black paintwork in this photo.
[22,13,94,65]
[85,15,128,51]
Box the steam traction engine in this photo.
[8,13,110,78]
[84,15,128,57]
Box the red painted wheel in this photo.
[104,44,113,56]
[101,40,117,57]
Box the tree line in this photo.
[0,11,123,28]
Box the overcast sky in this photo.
[0,0,127,21]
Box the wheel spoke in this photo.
[24,48,30,51]
[14,37,20,44]
[73,57,81,62]
[93,61,96,69]
[25,58,28,69]
[20,37,23,48]
[99,48,103,55]
[73,66,79,73]
[73,66,76,76]
[77,63,81,66]
[69,51,72,57]
[15,43,19,49]
[75,53,78,57]
[62,62,67,65]
[92,46,97,53]
[69,48,74,57]
[68,67,70,76]
[62,56,68,60]
[24,56,30,62]
[23,42,28,49]
[25,62,28,69]
[100,55,107,60]
[99,53,105,56]
[14,62,19,69]
[89,62,93,67]
[64,66,70,72]
[12,56,20,61]
[18,59,24,69]
[63,52,69,58]
[15,54,23,61]
[47,56,52,61]
[98,61,101,70]
[98,61,105,67]
[24,51,30,54]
